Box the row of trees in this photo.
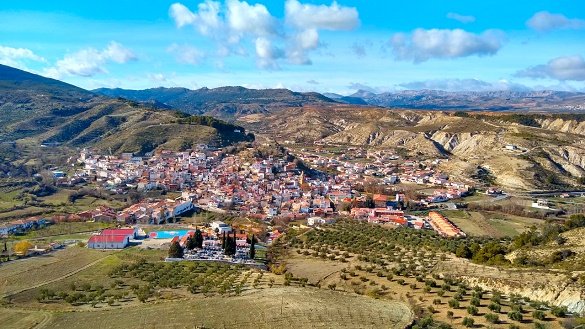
[222,231,237,256]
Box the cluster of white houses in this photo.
[0,217,50,237]
[294,147,473,193]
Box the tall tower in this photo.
[299,171,305,186]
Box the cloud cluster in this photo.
[169,0,359,68]
[516,55,585,81]
[446,12,476,24]
[526,11,585,32]
[0,45,45,69]
[45,42,137,78]
[390,28,504,63]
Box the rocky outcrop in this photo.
[463,276,584,315]
[436,259,585,315]
[538,118,585,136]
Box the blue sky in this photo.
[1,0,584,94]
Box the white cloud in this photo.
[446,12,476,24]
[390,28,504,63]
[170,1,225,39]
[526,11,585,32]
[284,0,359,30]
[515,55,585,81]
[167,44,206,65]
[284,0,358,65]
[255,37,284,69]
[169,0,359,69]
[44,42,137,78]
[227,0,278,38]
[0,45,45,69]
[102,42,137,63]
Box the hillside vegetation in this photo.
[0,65,253,159]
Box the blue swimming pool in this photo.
[149,230,192,239]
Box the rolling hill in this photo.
[0,65,253,155]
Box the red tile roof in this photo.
[102,228,135,236]
[88,235,128,243]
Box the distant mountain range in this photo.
[346,89,585,112]
[94,86,335,119]
[95,86,585,116]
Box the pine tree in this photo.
[194,228,203,248]
[225,231,237,256]
[185,236,196,250]
[249,234,256,259]
[168,241,184,258]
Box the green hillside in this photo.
[0,64,253,177]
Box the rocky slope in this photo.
[240,106,585,191]
[436,256,585,315]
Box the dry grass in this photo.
[286,255,348,285]
[40,287,412,329]
[0,308,49,329]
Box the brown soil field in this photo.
[4,288,413,329]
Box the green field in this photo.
[441,210,542,237]
[0,247,109,297]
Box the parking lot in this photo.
[184,246,258,265]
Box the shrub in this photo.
[448,299,460,309]
[485,313,499,324]
[467,305,479,316]
[534,322,546,329]
[508,311,523,322]
[470,297,480,306]
[551,306,568,318]
[533,310,546,321]
[488,302,501,313]
[462,317,474,328]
